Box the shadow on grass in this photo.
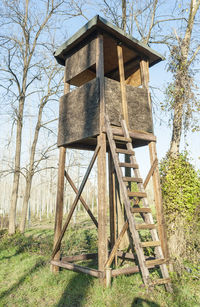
[132,297,160,307]
[0,232,53,261]
[56,272,93,307]
[0,258,45,300]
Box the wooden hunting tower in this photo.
[51,16,172,291]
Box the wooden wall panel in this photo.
[65,39,96,83]
[58,79,100,147]
[105,78,153,133]
[58,77,153,147]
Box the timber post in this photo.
[52,76,69,273]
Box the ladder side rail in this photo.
[121,119,172,291]
[106,115,150,284]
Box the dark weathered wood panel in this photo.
[58,79,100,147]
[58,77,153,147]
[65,39,96,84]
[105,78,153,133]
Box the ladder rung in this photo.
[123,177,143,183]
[116,148,135,155]
[113,135,131,142]
[145,258,166,266]
[128,192,147,198]
[131,207,151,213]
[148,278,171,286]
[135,223,157,230]
[140,241,160,247]
[119,162,138,168]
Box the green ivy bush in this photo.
[160,152,200,270]
[160,152,200,224]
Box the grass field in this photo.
[0,218,199,307]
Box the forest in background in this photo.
[0,1,200,303]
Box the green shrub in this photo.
[160,152,200,267]
[160,152,200,224]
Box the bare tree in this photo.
[19,61,62,233]
[166,0,200,157]
[0,0,86,234]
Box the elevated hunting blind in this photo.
[51,16,172,291]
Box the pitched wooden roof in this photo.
[54,15,164,67]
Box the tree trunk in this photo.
[19,176,32,233]
[169,100,183,158]
[122,0,126,31]
[9,96,25,234]
[19,101,44,233]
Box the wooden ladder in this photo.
[106,115,172,292]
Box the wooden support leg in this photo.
[108,151,117,266]
[148,141,169,259]
[97,133,108,284]
[52,146,66,273]
[106,268,112,287]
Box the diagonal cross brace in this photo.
[143,158,158,189]
[52,145,100,260]
[64,170,98,228]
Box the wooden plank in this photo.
[96,34,105,132]
[116,148,135,155]
[113,136,131,142]
[136,224,157,230]
[58,79,100,147]
[65,38,96,85]
[52,80,69,273]
[108,151,117,260]
[117,251,135,260]
[143,158,158,189]
[111,126,156,142]
[123,177,143,183]
[64,171,98,228]
[112,266,139,276]
[105,79,153,133]
[96,34,108,282]
[145,258,166,266]
[52,147,66,273]
[140,241,160,247]
[125,67,141,87]
[128,192,147,198]
[140,59,149,89]
[105,221,129,268]
[51,260,101,278]
[97,134,108,273]
[119,162,138,168]
[131,207,151,213]
[62,253,98,262]
[112,261,158,277]
[149,141,169,260]
[117,44,129,127]
[52,144,100,260]
[148,278,171,286]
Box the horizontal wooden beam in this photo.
[112,260,157,277]
[112,266,139,277]
[111,126,156,142]
[62,253,98,262]
[51,260,101,278]
[117,251,135,260]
